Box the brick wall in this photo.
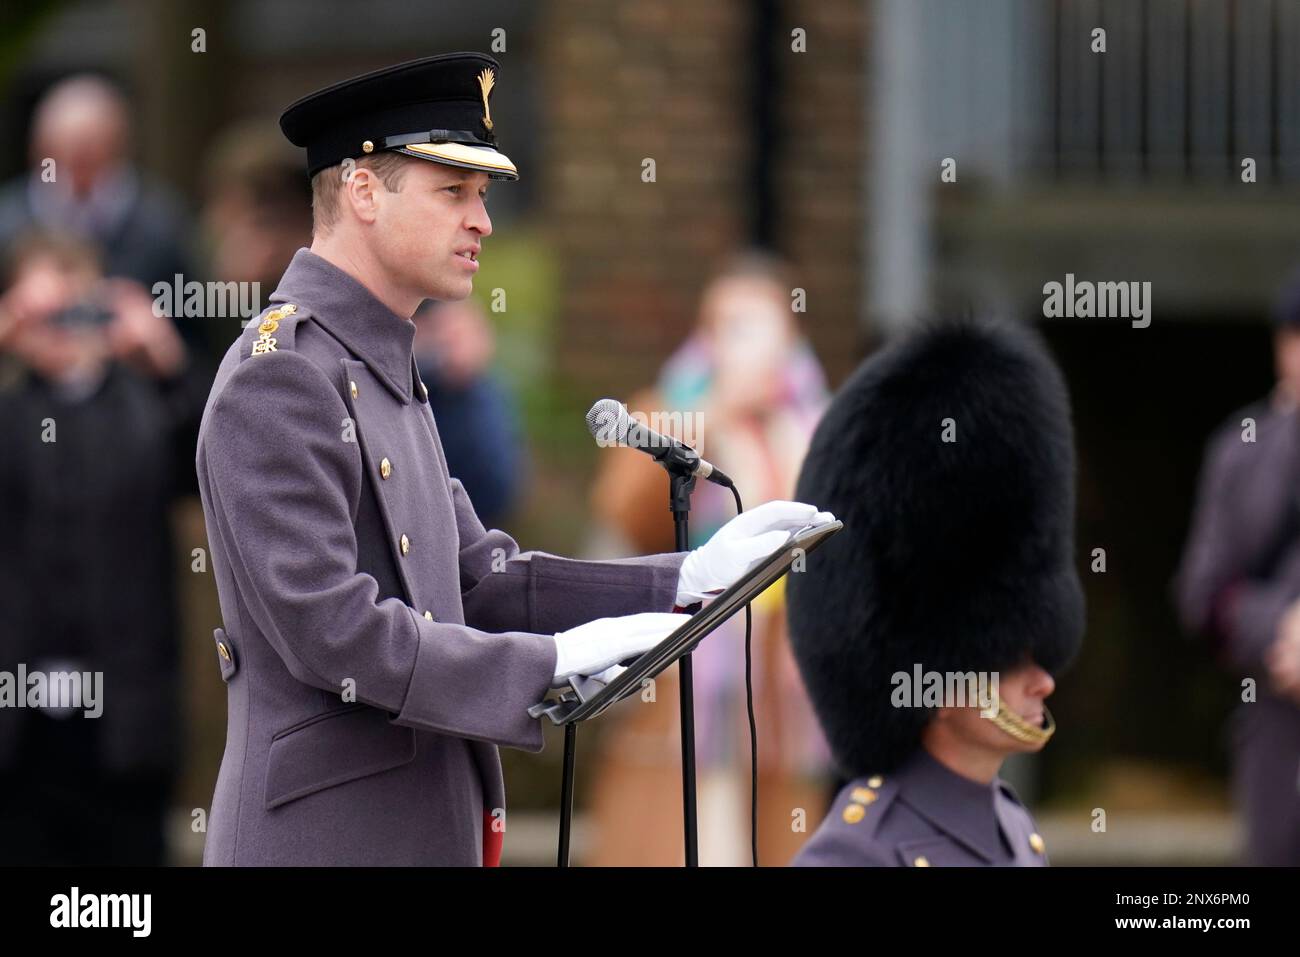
[538,0,869,394]
[774,0,870,385]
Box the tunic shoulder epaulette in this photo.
[834,773,898,835]
[244,303,304,359]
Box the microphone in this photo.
[585,398,734,488]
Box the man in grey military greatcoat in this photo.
[1175,280,1300,866]
[196,53,830,866]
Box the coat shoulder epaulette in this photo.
[793,773,900,865]
[240,302,309,362]
[832,773,899,838]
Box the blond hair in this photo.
[310,152,412,234]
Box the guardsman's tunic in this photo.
[793,750,1050,867]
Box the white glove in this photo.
[675,500,836,606]
[586,664,628,685]
[551,612,690,686]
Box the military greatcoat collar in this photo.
[893,748,1010,863]
[271,247,417,404]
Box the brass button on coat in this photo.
[1029,833,1046,854]
[913,856,930,867]
[349,380,359,399]
[867,775,884,788]
[423,611,434,620]
[842,804,866,824]
[400,534,411,555]
[217,641,231,661]
[380,457,392,479]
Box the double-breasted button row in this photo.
[375,452,405,554]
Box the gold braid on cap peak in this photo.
[989,699,1056,745]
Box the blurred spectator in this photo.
[199,119,312,340]
[0,232,208,864]
[413,298,524,529]
[1175,279,1300,866]
[585,251,832,865]
[0,73,192,297]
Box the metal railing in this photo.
[1047,0,1300,182]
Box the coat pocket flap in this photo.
[264,705,417,811]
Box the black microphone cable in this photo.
[726,483,760,868]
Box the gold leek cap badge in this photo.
[478,68,495,132]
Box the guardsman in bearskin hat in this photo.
[788,318,1085,866]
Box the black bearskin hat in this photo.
[787,318,1085,777]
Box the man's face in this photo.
[939,661,1057,756]
[369,160,492,303]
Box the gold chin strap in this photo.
[989,699,1056,745]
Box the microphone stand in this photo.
[553,460,702,868]
[581,404,714,866]
[668,466,700,867]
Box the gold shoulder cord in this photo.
[251,304,297,356]
[990,699,1056,745]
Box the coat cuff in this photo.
[390,612,557,752]
[527,551,688,634]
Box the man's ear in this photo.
[343,164,381,225]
